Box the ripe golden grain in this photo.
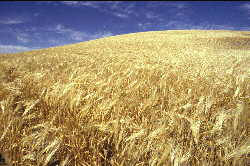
[0,30,249,165]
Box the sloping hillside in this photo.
[0,30,249,166]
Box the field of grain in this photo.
[0,30,249,166]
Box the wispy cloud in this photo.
[60,1,80,6]
[60,1,136,18]
[174,3,187,9]
[112,12,129,18]
[16,33,30,43]
[138,18,238,31]
[145,2,187,9]
[33,13,40,17]
[164,20,236,30]
[60,1,188,20]
[91,31,114,39]
[0,27,32,44]
[0,22,114,50]
[47,39,64,45]
[53,24,89,41]
[0,17,25,25]
[241,3,250,10]
[136,2,241,31]
[47,24,114,45]
[145,12,160,19]
[78,1,101,8]
[240,3,250,19]
[0,45,31,53]
[53,24,113,41]
[236,26,250,31]
[109,1,123,10]
[60,1,102,8]
[61,1,122,9]
[138,22,155,30]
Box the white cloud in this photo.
[60,1,80,5]
[55,24,70,33]
[60,1,100,8]
[16,33,30,43]
[91,31,114,39]
[145,2,187,9]
[138,22,154,30]
[47,24,114,45]
[145,12,160,19]
[112,12,129,18]
[193,23,236,30]
[240,3,250,19]
[70,31,88,41]
[54,24,89,41]
[60,1,136,18]
[80,1,101,8]
[34,13,40,17]
[138,19,237,31]
[175,11,186,17]
[164,20,236,30]
[47,39,60,45]
[0,27,32,44]
[174,3,187,9]
[237,26,250,31]
[241,3,250,10]
[0,23,114,48]
[95,2,136,18]
[0,45,31,54]
[0,18,24,25]
[110,1,123,10]
[63,1,123,9]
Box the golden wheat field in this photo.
[0,30,249,166]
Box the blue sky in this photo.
[0,1,250,53]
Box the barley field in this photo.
[0,30,249,166]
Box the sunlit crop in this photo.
[0,30,249,166]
